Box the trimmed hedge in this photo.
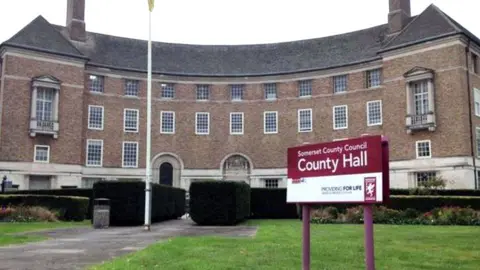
[390,189,480,196]
[0,194,89,221]
[250,188,297,219]
[189,180,251,225]
[5,188,94,219]
[250,188,480,220]
[92,181,186,226]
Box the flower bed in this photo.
[310,206,480,226]
[1,205,59,222]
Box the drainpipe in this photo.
[465,39,478,189]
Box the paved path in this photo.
[0,219,258,270]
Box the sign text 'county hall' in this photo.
[286,136,385,204]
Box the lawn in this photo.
[90,219,480,270]
[0,221,90,246]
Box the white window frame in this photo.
[160,83,175,99]
[333,105,348,130]
[85,139,103,167]
[34,145,50,163]
[230,112,244,135]
[415,140,432,159]
[195,112,210,135]
[124,108,139,133]
[298,80,312,97]
[87,105,104,130]
[124,79,139,97]
[230,84,244,101]
[264,111,278,134]
[88,74,104,93]
[122,141,138,168]
[366,100,382,126]
[474,88,480,117]
[297,108,312,132]
[160,111,175,134]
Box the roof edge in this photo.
[0,42,90,61]
[86,57,383,78]
[377,32,460,54]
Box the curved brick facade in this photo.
[1,0,480,190]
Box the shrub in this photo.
[0,195,88,221]
[310,205,480,226]
[6,188,94,218]
[250,188,298,219]
[390,188,480,196]
[189,180,250,226]
[1,206,58,222]
[92,181,186,226]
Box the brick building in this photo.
[1,0,480,190]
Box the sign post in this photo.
[287,135,389,270]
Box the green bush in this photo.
[0,194,89,221]
[6,188,94,218]
[92,181,186,226]
[189,180,250,225]
[310,205,480,226]
[390,188,480,196]
[250,188,298,219]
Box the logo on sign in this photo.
[291,178,306,184]
[364,177,376,201]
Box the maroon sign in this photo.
[287,135,383,180]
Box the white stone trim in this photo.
[85,62,384,84]
[0,156,478,189]
[382,37,465,61]
[1,49,86,67]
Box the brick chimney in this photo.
[66,0,86,42]
[388,0,411,34]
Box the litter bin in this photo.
[93,198,110,229]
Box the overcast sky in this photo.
[0,0,479,45]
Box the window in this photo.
[298,109,312,132]
[160,83,175,99]
[366,69,381,88]
[230,112,244,134]
[36,87,54,121]
[124,79,139,96]
[415,171,437,187]
[88,105,104,130]
[86,139,103,166]
[124,109,139,132]
[34,145,49,163]
[230,85,244,101]
[298,80,312,97]
[195,112,209,135]
[264,111,278,134]
[29,75,61,139]
[264,83,277,99]
[81,177,102,188]
[122,141,138,168]
[333,75,347,93]
[196,85,209,100]
[265,179,279,188]
[412,80,429,115]
[160,111,175,134]
[88,75,104,93]
[472,53,478,74]
[416,140,431,158]
[475,88,480,117]
[333,105,348,129]
[367,100,382,126]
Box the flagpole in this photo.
[144,5,153,231]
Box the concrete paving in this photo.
[0,219,258,270]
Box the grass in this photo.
[90,219,480,270]
[0,220,90,246]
